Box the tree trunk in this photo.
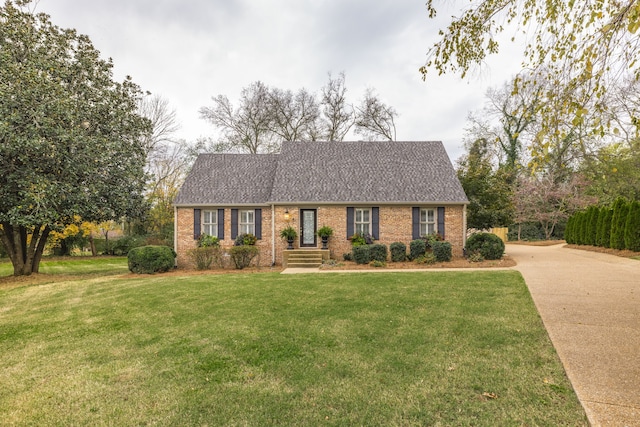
[0,223,51,276]
[89,235,97,256]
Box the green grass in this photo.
[0,256,129,277]
[0,271,587,426]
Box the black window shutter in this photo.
[217,209,225,240]
[193,209,201,240]
[346,207,354,238]
[372,207,380,239]
[437,206,446,239]
[255,209,262,239]
[231,209,238,239]
[412,207,420,240]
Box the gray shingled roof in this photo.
[270,141,468,203]
[174,153,278,205]
[174,141,468,206]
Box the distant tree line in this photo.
[198,72,398,153]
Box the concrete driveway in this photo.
[508,243,640,426]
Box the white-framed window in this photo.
[239,209,255,235]
[203,210,218,237]
[420,208,436,237]
[355,208,370,235]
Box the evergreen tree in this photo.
[600,208,613,249]
[586,206,599,246]
[610,198,630,250]
[624,201,640,252]
[595,207,605,247]
[565,215,575,244]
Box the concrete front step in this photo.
[282,249,329,268]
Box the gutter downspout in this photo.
[173,205,178,267]
[271,204,276,266]
[462,204,468,252]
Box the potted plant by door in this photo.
[280,226,298,250]
[317,225,334,250]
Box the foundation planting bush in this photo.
[431,240,452,262]
[229,245,259,269]
[369,244,388,262]
[390,242,407,262]
[465,232,505,260]
[128,245,175,274]
[352,245,371,264]
[409,239,426,260]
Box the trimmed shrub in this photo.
[128,245,175,274]
[465,232,505,260]
[369,244,388,262]
[409,239,427,260]
[624,200,640,252]
[342,252,353,261]
[610,198,629,250]
[352,245,371,264]
[389,242,407,262]
[229,245,259,269]
[431,240,452,262]
[187,246,223,270]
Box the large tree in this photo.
[420,0,640,135]
[354,88,397,141]
[456,138,514,230]
[0,1,151,276]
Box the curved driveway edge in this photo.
[508,243,640,427]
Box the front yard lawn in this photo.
[0,271,587,426]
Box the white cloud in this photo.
[38,0,523,161]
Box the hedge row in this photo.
[566,198,640,251]
[349,239,453,264]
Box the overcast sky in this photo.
[38,0,523,162]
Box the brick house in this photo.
[174,141,469,268]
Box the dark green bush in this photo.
[111,235,146,256]
[431,241,452,262]
[369,244,388,262]
[389,242,407,262]
[352,245,371,264]
[507,222,545,241]
[409,239,426,260]
[342,253,353,261]
[229,245,259,269]
[465,232,505,260]
[128,245,175,274]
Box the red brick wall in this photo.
[175,207,273,268]
[176,204,466,268]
